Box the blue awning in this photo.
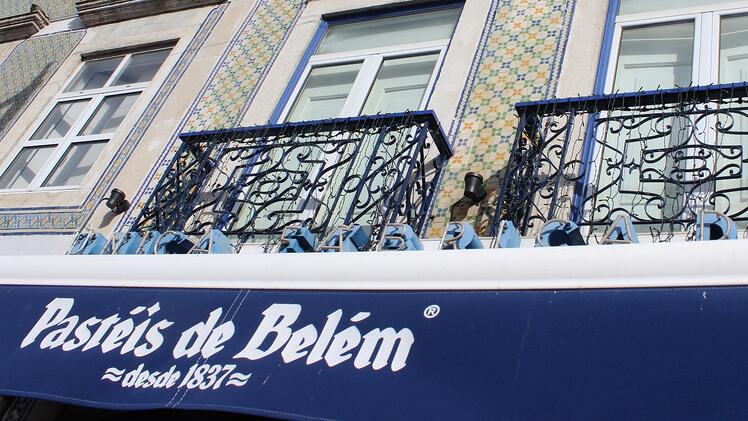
[0,242,747,419]
[3,284,748,420]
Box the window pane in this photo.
[30,100,90,140]
[64,57,123,92]
[286,62,362,121]
[317,8,461,54]
[0,146,55,189]
[619,0,736,15]
[112,49,171,86]
[79,93,140,136]
[361,53,440,115]
[716,15,748,220]
[613,22,694,92]
[719,14,748,83]
[43,141,107,187]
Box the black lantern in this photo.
[105,189,130,214]
[463,172,486,203]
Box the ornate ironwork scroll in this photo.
[494,83,748,241]
[133,111,451,250]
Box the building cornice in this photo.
[0,5,50,43]
[75,0,226,27]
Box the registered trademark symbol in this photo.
[424,305,440,319]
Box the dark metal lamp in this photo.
[104,189,130,214]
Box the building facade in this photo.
[0,0,592,254]
[0,0,747,419]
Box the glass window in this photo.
[0,147,55,189]
[0,47,170,190]
[316,8,461,55]
[30,100,90,140]
[64,57,123,92]
[286,62,363,122]
[613,22,694,91]
[281,7,461,122]
[719,14,748,83]
[360,53,440,115]
[43,141,107,187]
[618,0,736,15]
[79,93,140,136]
[113,49,171,85]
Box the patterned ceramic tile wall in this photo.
[118,0,306,231]
[427,0,577,237]
[0,0,78,21]
[0,31,84,140]
[183,0,306,132]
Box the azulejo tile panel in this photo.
[0,31,84,140]
[427,0,577,238]
[0,0,78,21]
[183,0,306,132]
[119,0,306,231]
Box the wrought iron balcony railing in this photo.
[133,111,451,249]
[494,83,748,242]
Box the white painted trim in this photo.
[309,39,450,64]
[3,240,748,290]
[616,1,748,23]
[341,55,382,117]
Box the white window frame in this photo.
[0,47,171,192]
[607,1,748,90]
[277,38,451,123]
[235,10,459,234]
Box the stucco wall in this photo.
[555,0,608,98]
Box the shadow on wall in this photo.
[449,168,505,235]
[0,62,53,137]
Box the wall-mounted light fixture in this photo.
[463,172,486,202]
[103,189,130,214]
[450,172,487,221]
